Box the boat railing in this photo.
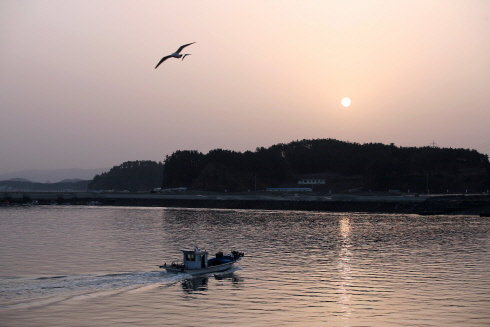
[160,261,183,268]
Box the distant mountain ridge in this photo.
[0,168,109,183]
[0,179,91,191]
[3,178,31,182]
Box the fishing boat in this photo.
[159,247,244,275]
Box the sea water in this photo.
[0,206,489,326]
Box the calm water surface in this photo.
[0,206,488,326]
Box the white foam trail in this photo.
[0,271,187,309]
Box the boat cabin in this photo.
[182,248,209,270]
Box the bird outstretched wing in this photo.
[155,42,195,68]
[175,42,195,54]
[182,54,191,61]
[155,55,171,69]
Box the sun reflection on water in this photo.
[337,216,353,322]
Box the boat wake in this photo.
[0,271,185,309]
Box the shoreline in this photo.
[3,192,490,215]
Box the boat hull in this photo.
[161,262,236,275]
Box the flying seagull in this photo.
[155,42,195,69]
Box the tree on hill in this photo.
[89,160,163,191]
[162,150,205,188]
[162,147,291,191]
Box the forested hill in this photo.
[162,139,490,193]
[87,139,489,193]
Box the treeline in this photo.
[163,139,490,193]
[87,139,490,193]
[89,160,163,192]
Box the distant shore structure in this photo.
[298,179,326,185]
[266,187,312,192]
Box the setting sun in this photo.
[341,98,351,107]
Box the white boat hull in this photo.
[162,262,236,275]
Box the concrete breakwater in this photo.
[3,192,490,215]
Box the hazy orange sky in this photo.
[1,1,489,174]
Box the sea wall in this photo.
[3,192,490,215]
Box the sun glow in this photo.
[341,98,351,107]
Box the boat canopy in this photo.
[182,248,208,269]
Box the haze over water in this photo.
[1,206,488,326]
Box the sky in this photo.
[1,0,490,175]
